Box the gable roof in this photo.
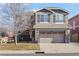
[46,7,69,14]
[36,8,54,13]
[35,7,69,14]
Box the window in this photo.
[37,15,40,22]
[54,14,65,24]
[44,14,49,22]
[40,15,44,22]
[37,14,49,23]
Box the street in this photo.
[1,53,79,56]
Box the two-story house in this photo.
[33,7,70,43]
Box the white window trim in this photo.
[55,22,64,24]
[40,21,49,23]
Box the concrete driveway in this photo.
[39,43,79,54]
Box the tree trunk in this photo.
[15,34,18,45]
[14,15,18,45]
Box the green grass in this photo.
[0,43,40,50]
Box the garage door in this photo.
[72,33,78,42]
[39,32,53,43]
[39,32,64,43]
[53,33,64,43]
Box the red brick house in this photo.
[69,14,79,42]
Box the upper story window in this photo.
[53,14,65,24]
[37,14,49,23]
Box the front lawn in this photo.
[0,43,40,50]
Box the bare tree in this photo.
[0,3,31,44]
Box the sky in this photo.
[0,3,79,31]
[30,3,79,18]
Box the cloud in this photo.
[32,8,40,12]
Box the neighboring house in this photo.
[69,14,79,42]
[33,7,70,43]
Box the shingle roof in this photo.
[50,9,68,14]
[46,7,69,14]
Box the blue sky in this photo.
[30,3,79,18]
[0,3,79,31]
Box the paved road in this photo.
[1,53,79,56]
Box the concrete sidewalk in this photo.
[0,50,38,54]
[39,43,79,54]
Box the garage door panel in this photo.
[40,38,53,43]
[40,34,51,38]
[53,34,64,43]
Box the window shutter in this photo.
[63,15,65,23]
[53,15,56,23]
[48,14,50,22]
